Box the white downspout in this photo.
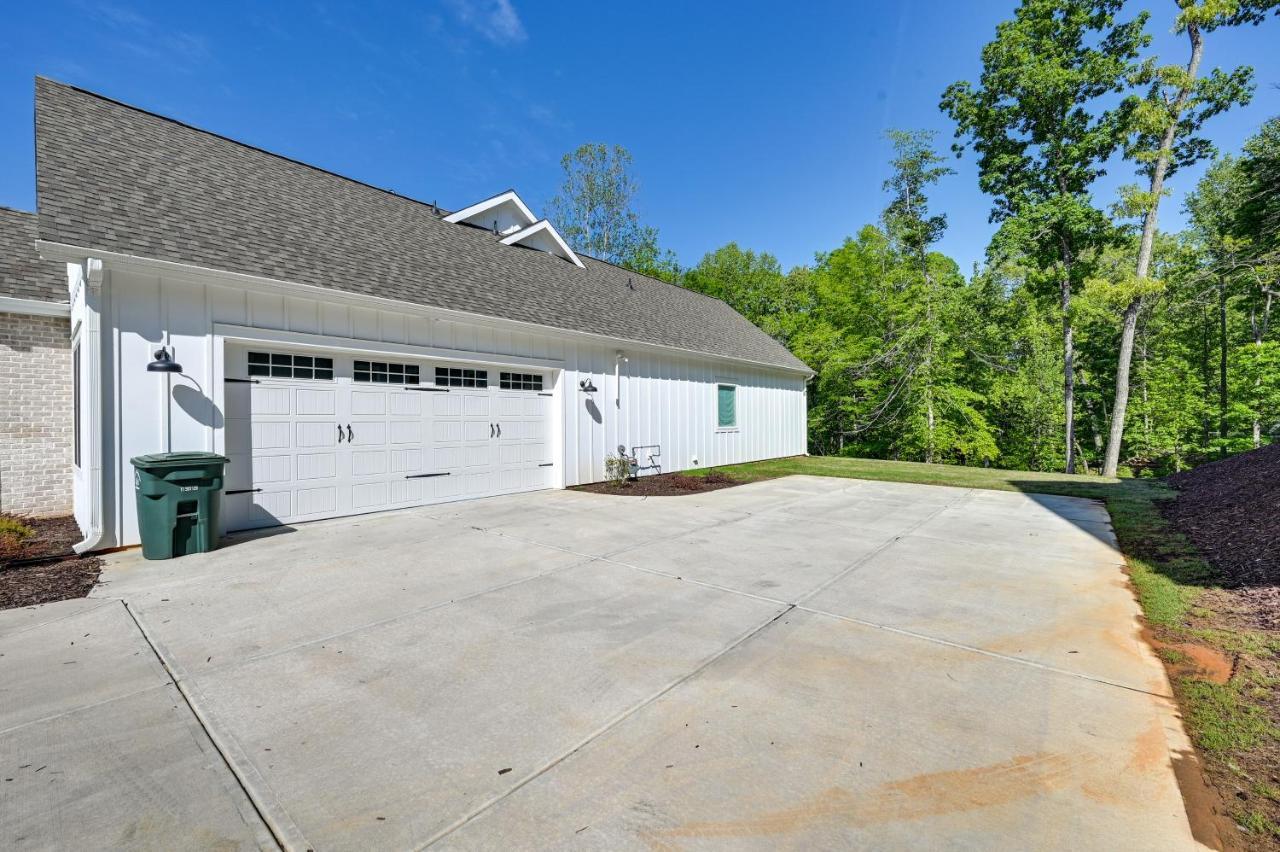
[73,258,106,555]
[615,350,627,452]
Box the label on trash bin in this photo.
[179,485,198,492]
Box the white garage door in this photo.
[223,349,555,530]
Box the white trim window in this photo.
[247,351,334,380]
[716,383,737,430]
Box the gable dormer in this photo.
[500,219,584,267]
[445,190,583,267]
[443,190,536,236]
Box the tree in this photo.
[1100,0,1273,476]
[545,143,671,273]
[942,0,1149,473]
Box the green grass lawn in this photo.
[692,455,1280,840]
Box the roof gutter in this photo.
[73,259,107,555]
[0,295,70,317]
[36,240,815,378]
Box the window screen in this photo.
[435,367,488,388]
[354,360,420,384]
[717,384,737,428]
[247,351,333,380]
[499,372,543,391]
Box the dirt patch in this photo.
[1,515,102,610]
[573,471,742,497]
[1154,639,1236,685]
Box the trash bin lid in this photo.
[130,451,230,468]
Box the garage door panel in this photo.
[349,421,386,446]
[498,444,522,465]
[296,486,338,516]
[523,443,547,463]
[464,395,489,416]
[496,395,522,416]
[251,386,291,416]
[253,454,293,483]
[352,482,389,510]
[435,446,462,469]
[390,480,425,504]
[296,422,337,448]
[350,391,386,416]
[295,453,337,481]
[389,421,421,444]
[251,490,291,521]
[252,422,291,450]
[433,395,461,416]
[389,448,422,473]
[296,388,336,415]
[433,421,462,442]
[389,394,421,416]
[464,445,490,468]
[352,450,387,477]
[462,472,491,495]
[463,421,489,441]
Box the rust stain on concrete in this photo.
[653,752,1088,841]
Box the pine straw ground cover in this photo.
[683,455,1280,849]
[0,514,102,610]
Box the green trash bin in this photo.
[130,452,230,560]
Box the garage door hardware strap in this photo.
[539,463,553,467]
[225,488,262,495]
[224,377,259,384]
[405,472,450,478]
[404,386,450,392]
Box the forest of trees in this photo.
[547,0,1279,477]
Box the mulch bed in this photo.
[572,470,742,497]
[0,515,102,610]
[1162,442,1280,630]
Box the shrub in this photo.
[604,454,631,487]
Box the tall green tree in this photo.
[1101,0,1272,476]
[545,143,670,273]
[941,0,1149,472]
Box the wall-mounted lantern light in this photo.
[578,377,598,393]
[146,346,183,373]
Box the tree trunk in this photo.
[1063,274,1076,474]
[1102,22,1204,476]
[1251,291,1274,448]
[1219,277,1229,439]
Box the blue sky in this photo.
[2,1,1278,274]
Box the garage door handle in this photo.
[490,423,495,438]
[337,423,344,443]
[496,423,501,437]
[347,424,354,443]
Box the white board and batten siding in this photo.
[102,265,808,546]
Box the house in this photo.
[29,78,811,552]
[0,207,74,517]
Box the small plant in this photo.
[0,514,35,564]
[603,454,631,488]
[0,515,33,542]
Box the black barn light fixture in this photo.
[146,346,182,373]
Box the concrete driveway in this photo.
[1,476,1198,850]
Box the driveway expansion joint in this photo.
[122,601,300,851]
[417,603,798,848]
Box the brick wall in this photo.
[0,311,73,517]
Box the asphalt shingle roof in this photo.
[34,79,809,373]
[0,206,66,303]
